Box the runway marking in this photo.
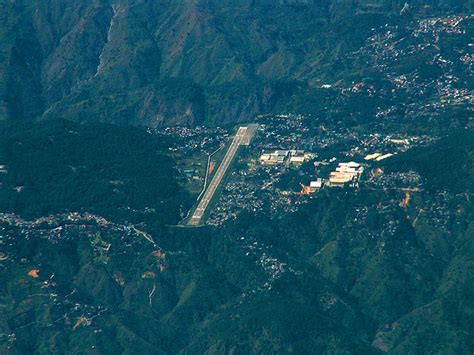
[187,125,256,225]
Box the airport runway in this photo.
[188,125,255,225]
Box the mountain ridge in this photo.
[1,0,471,126]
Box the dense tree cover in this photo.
[0,126,473,353]
[0,119,189,226]
[383,130,474,193]
[0,0,472,351]
[1,0,471,126]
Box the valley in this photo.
[0,1,473,353]
[188,125,257,226]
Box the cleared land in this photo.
[188,125,256,225]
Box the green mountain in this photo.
[0,1,473,353]
[1,0,471,126]
[0,121,472,353]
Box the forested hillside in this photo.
[0,0,472,353]
[0,122,472,353]
[0,120,189,225]
[0,0,471,126]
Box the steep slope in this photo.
[1,124,472,353]
[1,0,471,126]
[0,119,189,224]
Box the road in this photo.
[188,125,255,225]
[196,145,223,202]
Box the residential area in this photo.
[161,111,445,226]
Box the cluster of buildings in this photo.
[156,125,228,154]
[415,15,471,38]
[300,178,324,194]
[0,211,155,342]
[300,162,364,193]
[255,114,312,149]
[367,170,423,190]
[357,133,422,160]
[345,13,471,114]
[182,168,203,181]
[328,162,364,187]
[0,212,155,246]
[259,150,312,166]
[207,180,263,226]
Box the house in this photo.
[275,150,290,157]
[260,152,286,165]
[328,176,353,187]
[364,153,381,160]
[259,154,272,164]
[300,178,323,194]
[290,156,305,164]
[375,153,394,161]
[310,178,323,189]
[259,150,293,165]
[260,149,312,166]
